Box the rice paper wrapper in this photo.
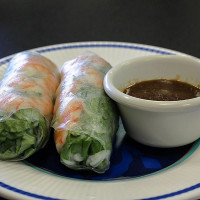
[52,52,119,173]
[0,51,59,160]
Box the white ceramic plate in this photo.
[0,41,200,200]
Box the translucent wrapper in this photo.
[0,51,59,160]
[52,52,119,173]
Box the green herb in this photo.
[0,108,49,160]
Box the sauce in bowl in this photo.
[123,79,200,101]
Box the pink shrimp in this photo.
[54,98,83,130]
[82,66,103,87]
[6,74,54,100]
[0,90,53,119]
[52,53,113,155]
[54,130,67,153]
[53,78,85,114]
[0,52,59,122]
[6,62,59,93]
[62,63,103,88]
[28,96,53,119]
[35,56,60,78]
[53,99,84,152]
[0,93,24,112]
[10,52,59,81]
[19,63,59,93]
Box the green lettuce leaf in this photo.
[0,108,49,160]
[60,85,119,173]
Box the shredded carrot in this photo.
[71,104,82,112]
[23,84,35,89]
[72,117,79,123]
[14,99,24,110]
[55,131,64,144]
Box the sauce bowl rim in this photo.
[104,55,200,111]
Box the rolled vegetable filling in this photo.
[0,108,48,160]
[0,51,59,160]
[52,52,119,173]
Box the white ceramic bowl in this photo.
[104,55,200,147]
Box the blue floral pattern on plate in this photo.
[24,121,197,181]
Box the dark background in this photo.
[1,0,200,59]
[0,0,200,199]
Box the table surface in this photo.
[1,0,200,199]
[1,0,200,59]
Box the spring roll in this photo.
[0,51,59,160]
[52,52,119,173]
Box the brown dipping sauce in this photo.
[123,79,200,101]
